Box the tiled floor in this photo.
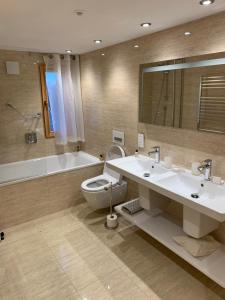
[0,202,225,300]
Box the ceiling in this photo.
[0,0,225,54]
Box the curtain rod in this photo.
[46,54,76,60]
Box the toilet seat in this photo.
[81,174,118,192]
[81,145,126,208]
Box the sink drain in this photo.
[191,193,199,199]
[143,172,150,178]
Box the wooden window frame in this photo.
[39,64,55,138]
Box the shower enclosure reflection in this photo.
[139,52,225,134]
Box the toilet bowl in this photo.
[81,145,127,210]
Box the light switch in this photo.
[138,133,145,148]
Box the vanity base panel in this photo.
[139,185,170,212]
[115,199,225,288]
[183,206,219,238]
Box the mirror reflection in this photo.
[139,53,225,134]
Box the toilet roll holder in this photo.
[0,231,4,241]
[104,182,119,230]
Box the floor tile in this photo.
[1,202,224,300]
[78,280,114,300]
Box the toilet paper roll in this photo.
[107,214,118,228]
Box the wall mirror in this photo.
[139,52,225,134]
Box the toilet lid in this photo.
[103,145,125,182]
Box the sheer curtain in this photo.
[43,54,85,145]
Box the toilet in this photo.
[81,145,127,210]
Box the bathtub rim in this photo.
[0,152,103,188]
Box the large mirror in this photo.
[139,52,225,134]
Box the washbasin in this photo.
[107,155,170,179]
[156,171,203,197]
[107,155,225,221]
[156,171,225,204]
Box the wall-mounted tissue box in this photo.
[6,61,20,75]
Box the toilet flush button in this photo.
[112,130,125,146]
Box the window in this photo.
[39,64,55,138]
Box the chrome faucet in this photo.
[198,159,212,181]
[148,146,160,163]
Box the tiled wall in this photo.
[0,50,74,164]
[80,11,225,242]
[80,11,225,177]
[0,164,102,229]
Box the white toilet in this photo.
[81,145,127,210]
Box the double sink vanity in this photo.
[107,150,225,287]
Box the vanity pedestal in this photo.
[183,206,219,238]
[139,184,170,212]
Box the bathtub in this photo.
[0,151,103,228]
[0,151,102,187]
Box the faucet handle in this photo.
[153,146,160,152]
[203,159,212,167]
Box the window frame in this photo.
[39,64,55,138]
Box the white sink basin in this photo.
[156,171,203,197]
[107,155,170,179]
[156,171,225,212]
[107,155,225,222]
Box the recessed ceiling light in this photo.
[199,0,215,5]
[94,40,102,44]
[65,50,72,53]
[184,31,192,36]
[141,22,151,28]
[133,44,140,48]
[73,10,85,16]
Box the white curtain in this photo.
[43,54,85,145]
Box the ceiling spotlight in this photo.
[184,31,192,36]
[65,50,72,53]
[94,40,102,44]
[199,0,215,5]
[133,44,140,48]
[141,22,151,28]
[74,10,85,16]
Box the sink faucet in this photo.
[198,159,212,181]
[148,146,160,163]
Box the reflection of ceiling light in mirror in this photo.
[184,31,192,36]
[141,22,151,28]
[199,0,215,5]
[133,44,140,48]
[65,50,72,53]
[94,40,102,44]
[101,53,105,56]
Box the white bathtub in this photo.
[0,151,102,187]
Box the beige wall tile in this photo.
[0,50,77,164]
[80,11,225,242]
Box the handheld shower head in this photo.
[6,103,16,110]
[5,102,25,119]
[5,103,41,121]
